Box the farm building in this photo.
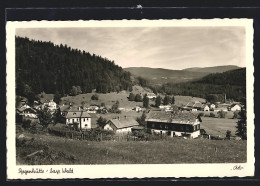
[231,104,241,111]
[146,111,202,139]
[104,116,139,133]
[66,111,92,130]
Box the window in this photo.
[185,125,190,132]
[87,118,89,120]
[160,124,163,129]
[165,125,168,129]
[152,124,155,128]
[85,124,88,127]
[83,118,85,122]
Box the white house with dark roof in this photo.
[66,111,91,130]
[104,116,139,133]
[146,111,202,138]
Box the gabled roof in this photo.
[66,111,91,118]
[88,113,97,118]
[109,117,139,129]
[81,112,91,118]
[66,111,82,118]
[193,102,203,108]
[146,111,199,124]
[186,102,194,107]
[60,105,70,112]
[201,104,209,109]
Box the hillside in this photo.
[124,67,209,85]
[16,37,133,100]
[183,65,241,73]
[160,68,246,101]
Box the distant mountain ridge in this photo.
[124,65,241,85]
[182,65,241,73]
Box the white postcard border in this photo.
[6,19,255,179]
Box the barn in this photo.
[146,111,202,138]
[104,116,139,133]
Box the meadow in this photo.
[200,117,238,137]
[16,131,246,165]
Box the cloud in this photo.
[16,26,246,70]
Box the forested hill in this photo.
[16,37,133,97]
[195,68,246,86]
[160,68,246,101]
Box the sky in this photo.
[16,26,246,70]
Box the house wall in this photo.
[204,106,209,111]
[148,121,201,138]
[24,113,38,118]
[80,117,91,129]
[231,105,241,111]
[104,122,133,133]
[116,127,132,133]
[151,128,200,138]
[104,124,114,131]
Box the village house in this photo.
[231,104,241,111]
[210,104,216,109]
[147,93,156,99]
[104,116,139,133]
[66,110,92,130]
[159,105,172,112]
[42,99,57,112]
[146,111,202,139]
[134,106,142,112]
[201,105,210,111]
[16,105,38,119]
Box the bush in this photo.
[91,94,99,100]
[218,110,226,118]
[22,119,31,129]
[209,112,215,118]
[198,113,204,117]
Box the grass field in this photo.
[17,132,246,165]
[200,117,238,137]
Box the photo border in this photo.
[6,19,254,179]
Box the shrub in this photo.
[22,119,31,129]
[218,110,226,118]
[91,94,99,100]
[209,112,215,118]
[198,113,204,117]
